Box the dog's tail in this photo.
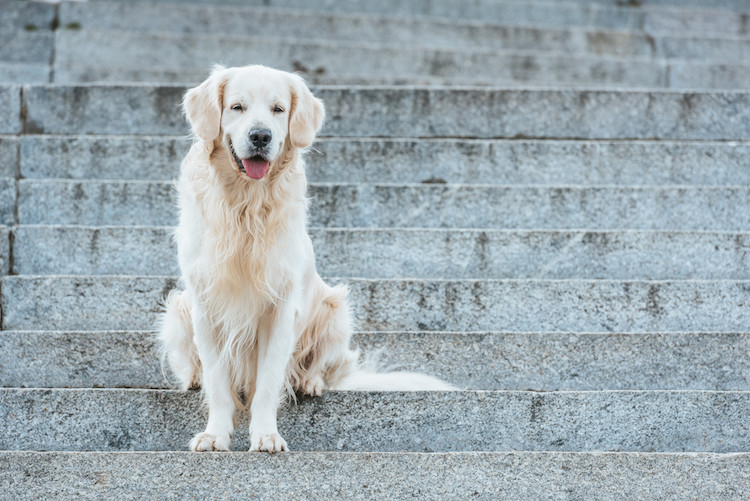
[333,346,457,392]
[159,289,201,390]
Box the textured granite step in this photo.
[56,0,750,38]
[55,24,750,67]
[53,51,672,89]
[13,226,750,280]
[2,388,748,452]
[4,276,749,332]
[18,180,750,230]
[2,330,748,391]
[2,451,747,500]
[16,136,750,185]
[77,0,750,18]
[18,85,750,139]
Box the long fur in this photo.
[159,65,453,453]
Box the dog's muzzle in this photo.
[229,138,271,180]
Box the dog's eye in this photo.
[273,105,284,114]
[231,104,243,112]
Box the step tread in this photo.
[3,276,749,332]
[13,136,750,184]
[17,179,750,229]
[12,226,750,279]
[2,330,748,391]
[2,388,748,452]
[17,85,750,139]
[2,450,747,500]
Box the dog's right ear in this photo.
[183,65,229,141]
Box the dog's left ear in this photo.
[288,74,325,149]
[183,65,229,141]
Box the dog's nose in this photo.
[249,129,272,149]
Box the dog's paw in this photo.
[302,375,325,396]
[249,431,288,453]
[189,432,231,452]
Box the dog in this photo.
[159,65,453,453]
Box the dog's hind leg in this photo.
[294,283,358,396]
[159,290,201,390]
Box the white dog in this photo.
[159,65,452,453]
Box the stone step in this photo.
[3,276,749,332]
[13,226,750,280]
[0,63,50,85]
[52,31,750,89]
[14,136,750,185]
[1,451,746,500]
[0,1,56,33]
[59,11,750,64]
[18,85,750,140]
[18,180,750,230]
[77,0,750,18]
[0,30,53,66]
[1,388,748,452]
[0,87,20,134]
[2,330,748,391]
[55,0,750,38]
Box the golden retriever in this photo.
[159,65,452,453]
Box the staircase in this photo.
[2,0,750,498]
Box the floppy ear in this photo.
[288,74,325,149]
[183,65,229,141]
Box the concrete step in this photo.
[52,30,750,89]
[0,87,20,134]
[54,24,750,66]
[0,30,53,66]
[13,226,750,280]
[53,59,750,90]
[78,0,750,18]
[0,1,56,33]
[2,451,747,500]
[0,63,50,85]
[4,276,749,332]
[1,388,748,452]
[52,52,673,89]
[15,136,750,185]
[56,0,750,39]
[2,330,748,391]
[18,85,750,140]
[18,180,750,230]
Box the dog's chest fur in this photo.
[175,143,311,316]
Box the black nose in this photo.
[249,129,272,149]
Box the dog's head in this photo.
[183,65,325,180]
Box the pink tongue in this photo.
[241,158,269,179]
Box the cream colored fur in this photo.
[159,65,453,454]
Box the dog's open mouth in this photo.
[229,139,270,179]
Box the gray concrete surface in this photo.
[2,330,749,391]
[0,87,20,134]
[3,276,749,332]
[18,136,750,186]
[12,226,750,280]
[18,85,750,139]
[2,451,747,500]
[17,180,750,230]
[1,388,748,452]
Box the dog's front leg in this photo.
[248,300,296,453]
[188,297,235,452]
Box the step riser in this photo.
[57,1,750,38]
[3,451,747,500]
[18,181,750,230]
[15,136,750,185]
[14,227,750,280]
[4,277,749,332]
[2,331,748,391]
[54,29,750,67]
[1,389,747,452]
[19,86,750,139]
